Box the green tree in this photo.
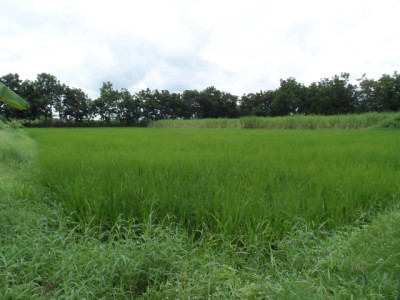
[163,91,186,119]
[181,90,199,119]
[21,80,43,121]
[197,86,219,118]
[306,73,357,115]
[191,87,238,118]
[63,87,91,122]
[94,82,121,122]
[34,73,63,120]
[374,73,400,111]
[272,78,306,116]
[218,90,239,118]
[239,90,275,116]
[357,74,378,112]
[135,89,160,121]
[0,73,22,93]
[329,73,357,114]
[118,88,142,124]
[154,90,174,119]
[305,82,325,114]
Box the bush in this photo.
[5,119,24,129]
[372,113,400,129]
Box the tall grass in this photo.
[370,113,400,129]
[240,112,397,129]
[28,128,400,241]
[150,118,241,128]
[150,112,397,129]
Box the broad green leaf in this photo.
[0,82,29,110]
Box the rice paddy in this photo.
[2,123,400,298]
[28,127,400,241]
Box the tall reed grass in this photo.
[150,118,241,128]
[150,112,397,129]
[28,128,400,240]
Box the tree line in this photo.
[0,72,399,125]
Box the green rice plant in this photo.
[28,128,400,241]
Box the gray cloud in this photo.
[1,0,400,99]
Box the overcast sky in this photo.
[1,0,400,98]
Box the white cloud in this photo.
[1,0,400,98]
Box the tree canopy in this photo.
[1,71,399,125]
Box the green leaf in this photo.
[0,82,29,110]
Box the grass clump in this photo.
[369,112,400,129]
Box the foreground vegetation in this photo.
[1,126,400,298]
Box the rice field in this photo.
[27,127,400,242]
[2,122,400,298]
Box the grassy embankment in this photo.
[1,118,400,298]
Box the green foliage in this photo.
[0,82,29,110]
[308,73,358,115]
[271,77,306,116]
[5,119,24,129]
[118,88,142,124]
[93,81,121,122]
[61,86,91,122]
[34,73,63,119]
[29,128,400,241]
[369,113,400,129]
[240,90,276,116]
